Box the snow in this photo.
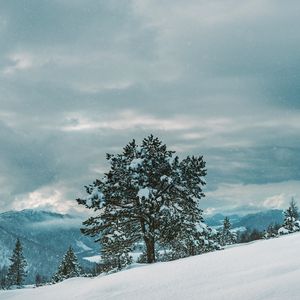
[86,188,105,208]
[129,158,144,170]
[195,221,207,233]
[231,226,247,233]
[129,252,142,262]
[76,241,92,252]
[83,255,102,263]
[83,252,142,263]
[278,227,290,235]
[160,175,173,184]
[85,198,93,208]
[137,188,150,200]
[3,233,300,300]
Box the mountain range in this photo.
[0,209,99,283]
[205,209,284,231]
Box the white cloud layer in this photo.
[0,0,299,214]
[205,180,300,215]
[12,185,77,213]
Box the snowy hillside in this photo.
[2,232,300,300]
[0,209,99,283]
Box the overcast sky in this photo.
[0,0,300,215]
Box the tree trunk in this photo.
[140,218,156,263]
[145,237,155,263]
[140,218,155,264]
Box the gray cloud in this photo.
[0,0,299,214]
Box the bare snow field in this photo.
[2,233,300,300]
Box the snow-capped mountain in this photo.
[0,209,99,283]
[205,209,284,230]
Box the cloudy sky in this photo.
[0,0,300,215]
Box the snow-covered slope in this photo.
[2,232,300,300]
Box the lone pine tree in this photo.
[7,239,27,287]
[77,135,219,270]
[52,246,81,283]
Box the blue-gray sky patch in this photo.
[0,0,299,215]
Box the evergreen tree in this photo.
[289,198,299,219]
[237,228,264,243]
[0,266,8,290]
[278,199,300,234]
[77,135,219,270]
[249,229,263,241]
[218,217,237,246]
[6,239,27,287]
[172,224,219,260]
[35,273,44,287]
[52,247,81,283]
[264,223,281,239]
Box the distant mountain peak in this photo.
[0,209,75,221]
[206,209,284,231]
